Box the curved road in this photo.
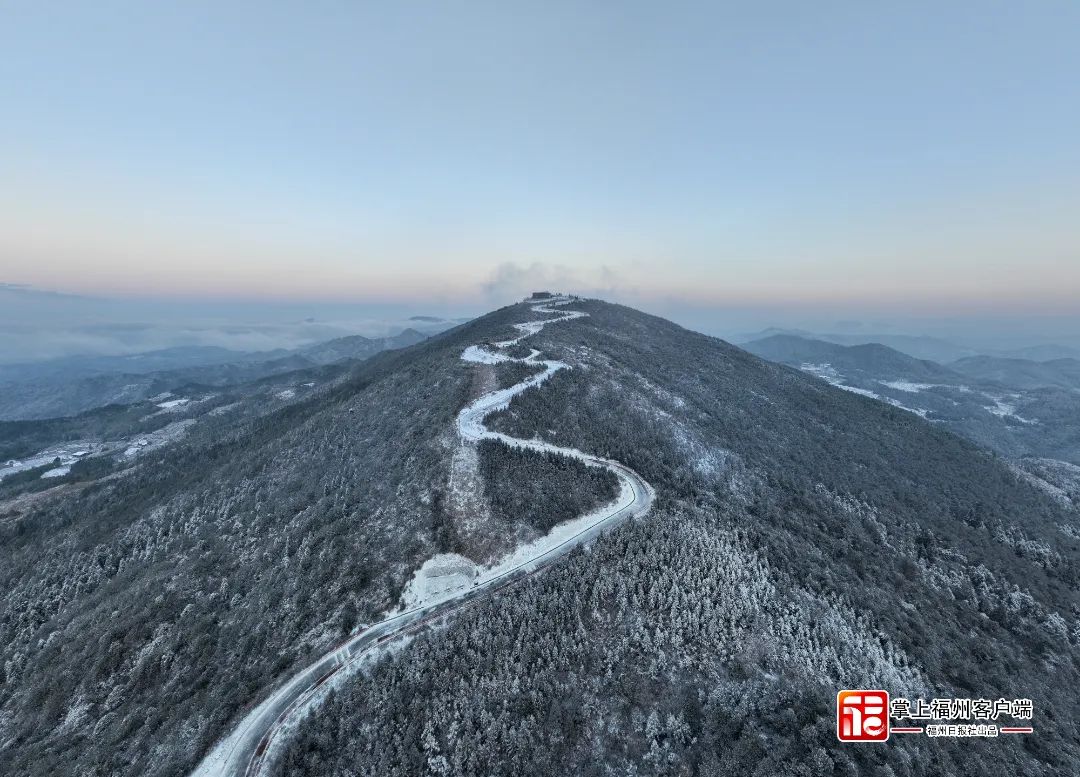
[191,297,654,777]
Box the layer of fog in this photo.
[0,284,474,365]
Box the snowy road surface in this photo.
[190,296,655,777]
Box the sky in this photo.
[1,2,1079,325]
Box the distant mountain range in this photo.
[739,326,1080,364]
[743,333,1080,465]
[0,328,430,421]
[743,334,959,383]
[950,354,1080,390]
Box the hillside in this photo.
[744,334,959,382]
[0,330,429,421]
[950,355,1080,391]
[744,334,1080,466]
[296,329,427,365]
[739,328,980,363]
[273,300,1080,776]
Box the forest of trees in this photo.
[493,360,543,390]
[477,438,618,531]
[276,501,1074,776]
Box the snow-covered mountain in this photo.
[2,298,1078,777]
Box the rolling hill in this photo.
[0,330,429,421]
[950,355,1080,391]
[744,334,1080,466]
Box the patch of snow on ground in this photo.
[670,422,731,477]
[0,441,99,481]
[801,365,938,415]
[461,344,509,364]
[880,380,936,393]
[799,363,881,398]
[400,553,479,609]
[121,420,197,459]
[394,476,637,619]
[157,398,190,409]
[209,402,242,416]
[883,398,929,418]
[799,362,840,381]
[276,389,296,400]
[636,375,688,409]
[838,384,881,399]
[984,394,1037,424]
[41,465,71,478]
[446,439,492,543]
[621,377,722,477]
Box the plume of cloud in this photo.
[480,261,625,303]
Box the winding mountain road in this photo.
[190,296,654,777]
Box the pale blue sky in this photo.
[1,1,1078,313]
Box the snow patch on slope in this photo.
[800,363,933,417]
[462,345,509,364]
[800,363,881,398]
[1,443,93,481]
[879,380,935,393]
[445,439,496,550]
[623,375,728,478]
[157,398,190,409]
[400,553,479,609]
[883,398,930,418]
[121,420,197,459]
[983,394,1037,424]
